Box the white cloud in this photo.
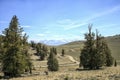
[36,33,45,37]
[43,34,83,41]
[64,22,88,30]
[28,38,40,43]
[56,19,88,30]
[22,25,31,28]
[22,32,26,35]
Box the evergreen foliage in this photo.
[103,41,113,67]
[80,25,113,69]
[52,47,57,55]
[62,49,65,56]
[0,35,4,61]
[114,60,117,67]
[30,41,36,49]
[36,43,42,55]
[51,47,57,55]
[47,48,59,71]
[1,15,32,77]
[102,40,113,67]
[35,43,48,60]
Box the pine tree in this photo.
[80,25,96,69]
[30,41,36,49]
[36,43,42,56]
[47,48,59,71]
[22,33,32,74]
[114,60,117,67]
[1,15,32,77]
[52,47,57,55]
[35,43,48,61]
[80,25,113,69]
[40,50,46,60]
[42,45,48,56]
[102,41,113,67]
[62,49,65,56]
[94,30,106,69]
[0,35,4,61]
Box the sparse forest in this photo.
[0,16,119,80]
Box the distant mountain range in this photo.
[39,40,71,46]
[39,34,120,47]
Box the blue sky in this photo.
[0,0,120,42]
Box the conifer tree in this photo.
[36,43,42,56]
[47,48,59,71]
[52,47,57,55]
[22,33,32,74]
[102,41,113,67]
[114,60,117,67]
[94,30,106,69]
[0,35,4,61]
[80,25,113,69]
[30,41,36,49]
[1,15,32,77]
[62,49,65,56]
[35,43,48,60]
[80,25,96,69]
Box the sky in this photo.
[0,0,120,42]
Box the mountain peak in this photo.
[39,40,70,46]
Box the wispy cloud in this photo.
[64,22,87,30]
[22,25,31,28]
[36,33,45,37]
[56,19,88,30]
[22,32,26,35]
[42,34,82,41]
[84,5,120,22]
[57,5,120,30]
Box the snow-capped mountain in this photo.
[39,40,70,46]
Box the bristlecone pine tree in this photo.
[114,60,117,67]
[1,15,32,77]
[47,48,59,71]
[80,24,113,69]
[52,47,57,55]
[36,43,42,56]
[0,35,4,61]
[36,43,48,60]
[30,41,36,49]
[102,41,113,67]
[62,49,65,56]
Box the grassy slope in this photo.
[8,35,120,80]
[56,35,120,62]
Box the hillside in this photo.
[8,47,120,80]
[1,35,119,80]
[56,35,120,63]
[7,46,120,80]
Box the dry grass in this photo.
[3,40,120,80]
[10,66,120,80]
[56,35,120,63]
[17,47,119,80]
